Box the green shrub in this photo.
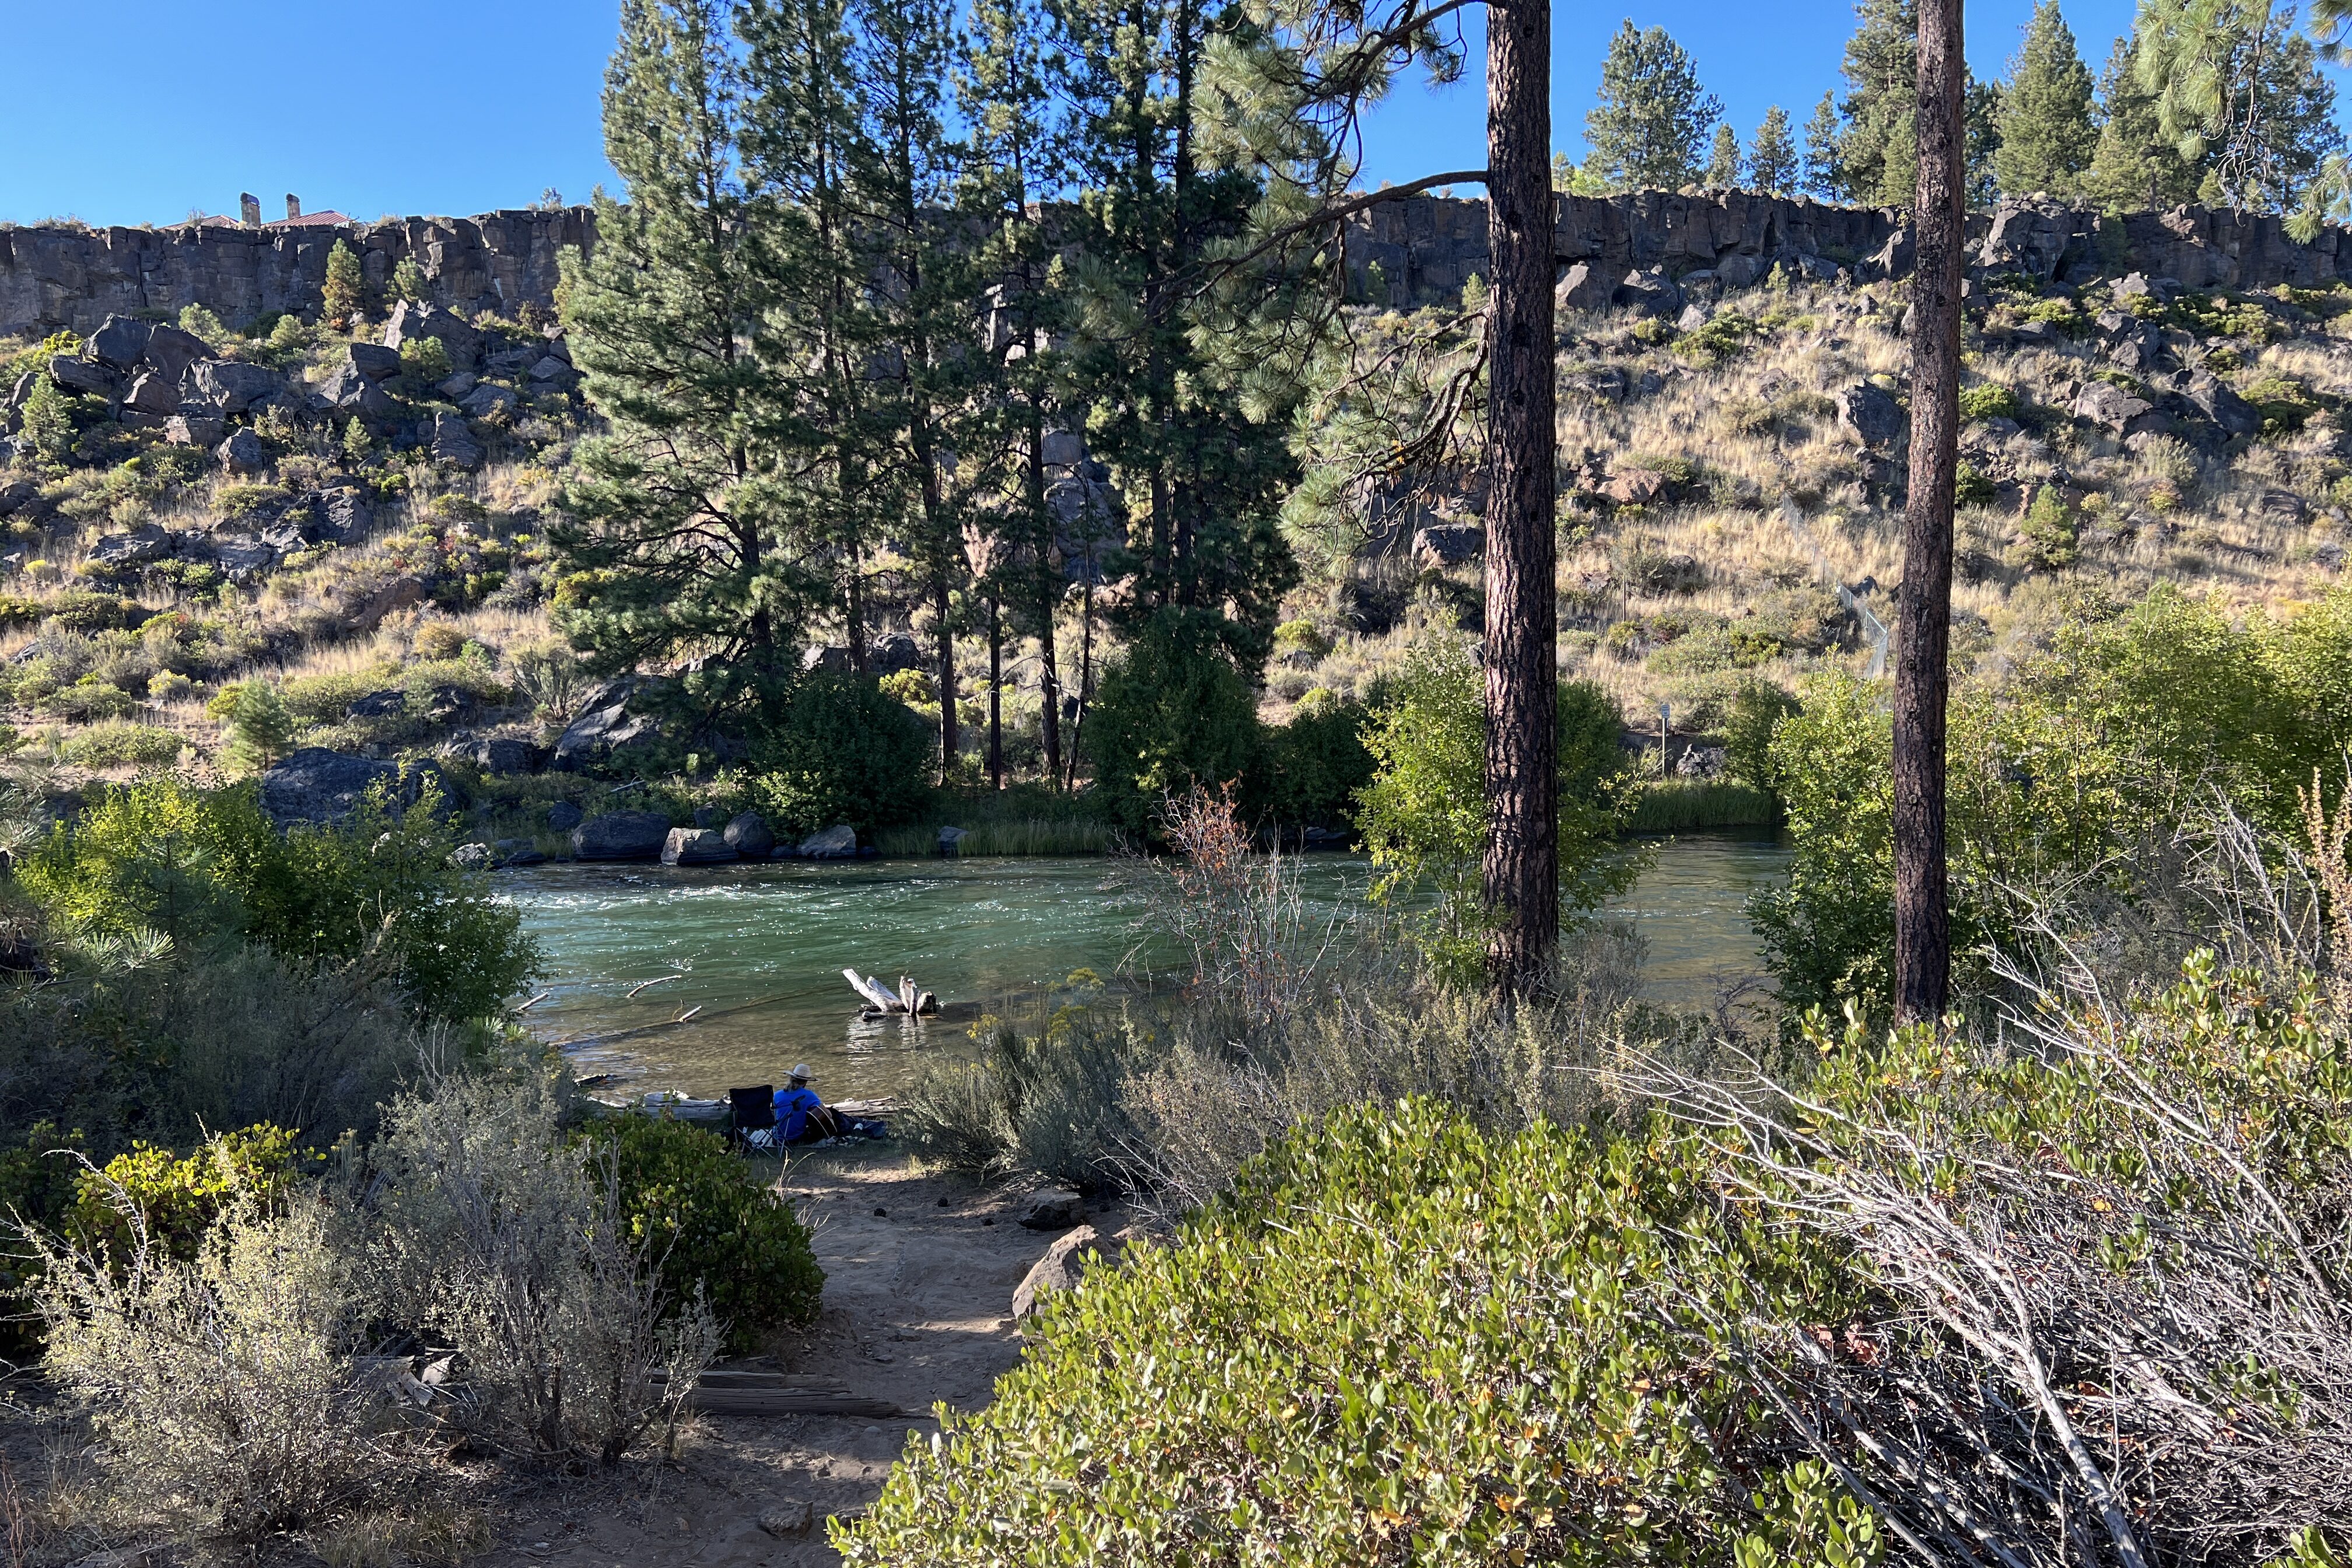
[1958,382,2019,422]
[2005,487,2078,570]
[752,671,933,832]
[20,776,537,1024]
[400,335,452,384]
[58,720,184,770]
[207,677,295,775]
[1265,692,1372,828]
[1723,677,1800,795]
[1082,620,1266,838]
[1953,461,1998,507]
[842,1102,1866,1566]
[65,1124,309,1269]
[1626,778,1777,831]
[1356,641,1637,981]
[1271,618,1334,663]
[598,1115,823,1354]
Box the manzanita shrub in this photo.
[841,1101,1877,1566]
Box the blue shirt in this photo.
[773,1086,822,1141]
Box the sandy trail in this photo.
[491,1143,1116,1568]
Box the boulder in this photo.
[384,301,482,369]
[474,736,544,775]
[1040,428,1087,466]
[2174,370,2260,438]
[313,487,373,544]
[459,382,519,419]
[723,811,775,858]
[571,810,674,862]
[192,530,279,577]
[799,823,859,859]
[50,356,121,399]
[1553,261,1615,315]
[1601,467,1672,507]
[186,359,285,415]
[1411,522,1485,570]
[1674,302,1708,333]
[2072,380,2157,435]
[937,825,968,856]
[1012,1224,1104,1319]
[88,315,153,370]
[89,524,171,568]
[165,412,225,447]
[2258,489,2308,525]
[552,682,663,771]
[349,573,426,632]
[1714,253,1765,288]
[870,632,923,674]
[493,838,547,867]
[258,748,405,828]
[1835,382,1906,451]
[449,842,493,870]
[121,371,180,416]
[546,800,585,831]
[661,827,737,866]
[346,688,406,719]
[216,429,268,474]
[317,362,398,421]
[1612,268,1682,318]
[346,342,402,381]
[0,478,37,518]
[435,371,478,401]
[526,354,580,389]
[429,412,484,470]
[1017,1188,1085,1231]
[140,324,212,384]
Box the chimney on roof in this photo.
[239,192,260,226]
[285,194,301,220]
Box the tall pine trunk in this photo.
[1895,0,1964,1023]
[1028,421,1062,782]
[1479,0,1559,997]
[933,566,957,778]
[988,596,1004,790]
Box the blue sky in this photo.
[0,0,2334,228]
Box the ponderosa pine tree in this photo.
[1994,0,2097,196]
[2137,0,2347,212]
[740,0,886,672]
[321,240,365,329]
[1051,0,1298,674]
[1705,123,1741,187]
[1821,0,2001,206]
[1803,92,1845,195]
[2084,33,2203,211]
[1749,106,1800,191]
[959,0,1073,785]
[851,0,973,779]
[1582,22,1720,191]
[556,0,801,715]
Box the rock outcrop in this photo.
[571,810,673,862]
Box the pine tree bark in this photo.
[1895,0,1964,1023]
[1480,0,1559,996]
[988,597,1005,790]
[933,568,957,780]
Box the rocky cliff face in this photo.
[9,191,2352,340]
[0,207,596,337]
[1345,191,2352,307]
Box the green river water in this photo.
[504,832,1792,1101]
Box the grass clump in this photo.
[1628,778,1777,831]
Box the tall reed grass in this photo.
[1626,778,1777,832]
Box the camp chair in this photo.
[728,1085,776,1150]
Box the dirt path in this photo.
[491,1144,1119,1568]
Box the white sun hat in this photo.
[788,1063,812,1083]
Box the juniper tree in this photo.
[1994,0,2098,196]
[1749,106,1800,192]
[554,0,801,717]
[1582,22,1720,191]
[1705,123,1741,188]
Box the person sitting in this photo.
[772,1065,848,1144]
